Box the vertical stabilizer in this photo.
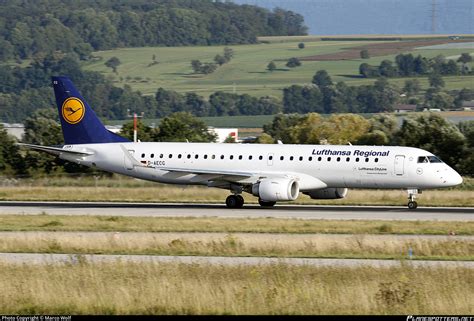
[52,76,129,145]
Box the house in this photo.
[394,104,417,113]
[462,101,474,111]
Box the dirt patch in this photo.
[301,39,473,61]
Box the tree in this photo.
[395,114,467,172]
[312,70,333,88]
[286,57,301,68]
[360,49,370,59]
[200,63,218,74]
[457,53,472,64]
[155,112,217,142]
[457,53,472,74]
[223,47,234,62]
[120,120,158,142]
[214,54,226,66]
[298,42,305,49]
[378,60,398,77]
[403,79,421,97]
[256,133,275,144]
[0,124,25,176]
[429,73,445,89]
[191,60,203,73]
[267,61,276,72]
[104,56,121,73]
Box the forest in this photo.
[0,0,307,61]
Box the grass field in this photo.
[83,39,474,99]
[0,262,471,314]
[1,215,473,235]
[1,185,472,207]
[1,231,472,261]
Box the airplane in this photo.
[19,76,463,210]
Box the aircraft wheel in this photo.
[408,201,418,210]
[226,195,244,208]
[258,198,276,207]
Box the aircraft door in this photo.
[267,153,274,166]
[124,149,135,170]
[394,155,405,176]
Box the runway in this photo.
[0,252,472,268]
[0,201,473,221]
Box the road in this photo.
[0,252,472,268]
[0,201,472,221]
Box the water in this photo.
[233,0,473,35]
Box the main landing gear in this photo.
[407,189,419,210]
[226,194,244,208]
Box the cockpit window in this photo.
[418,156,443,163]
[428,156,443,163]
[418,156,429,163]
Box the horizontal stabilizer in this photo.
[17,143,94,156]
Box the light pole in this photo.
[126,109,145,143]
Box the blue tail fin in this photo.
[52,76,130,145]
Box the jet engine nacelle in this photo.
[304,188,348,199]
[252,178,300,202]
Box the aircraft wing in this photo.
[17,143,94,156]
[158,166,253,178]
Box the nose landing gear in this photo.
[407,189,419,210]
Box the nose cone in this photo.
[447,170,463,187]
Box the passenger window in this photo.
[220,155,224,160]
[346,157,350,162]
[187,154,191,159]
[337,157,340,162]
[299,156,303,161]
[365,158,369,162]
[269,155,273,160]
[151,154,154,158]
[249,155,253,160]
[141,153,145,158]
[280,156,284,161]
[169,154,173,159]
[375,158,379,163]
[318,157,322,161]
[178,154,182,159]
[259,155,263,160]
[230,155,234,160]
[239,155,243,160]
[204,155,208,159]
[308,157,312,161]
[212,155,216,159]
[290,156,294,161]
[195,155,199,159]
[327,157,331,161]
[355,158,359,162]
[159,154,163,159]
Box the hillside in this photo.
[84,38,474,99]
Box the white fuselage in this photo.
[60,142,463,191]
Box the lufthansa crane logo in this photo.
[62,97,85,124]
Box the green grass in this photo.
[0,262,471,314]
[83,39,474,99]
[1,231,472,261]
[1,215,473,235]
